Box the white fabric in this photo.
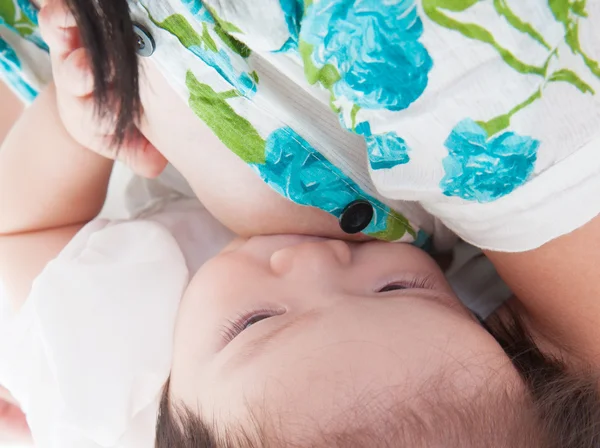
[0,197,234,448]
[130,0,600,252]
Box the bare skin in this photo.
[0,82,24,143]
[487,216,600,367]
[0,386,31,443]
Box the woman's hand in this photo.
[38,1,167,178]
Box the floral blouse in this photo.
[0,0,49,102]
[4,0,600,252]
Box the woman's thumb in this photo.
[117,130,168,178]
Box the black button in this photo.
[339,200,374,234]
[134,24,155,57]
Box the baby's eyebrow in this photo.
[224,309,321,371]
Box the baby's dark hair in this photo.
[156,310,600,448]
[483,311,600,447]
[156,379,537,448]
[64,0,140,145]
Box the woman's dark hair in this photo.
[155,309,600,448]
[64,0,139,146]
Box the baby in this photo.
[0,82,541,448]
[2,0,600,447]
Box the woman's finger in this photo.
[56,47,94,97]
[38,1,78,63]
[57,93,117,145]
[58,94,167,178]
[117,130,168,178]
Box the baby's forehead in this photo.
[174,322,514,411]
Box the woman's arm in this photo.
[486,215,600,364]
[0,82,24,144]
[0,82,114,308]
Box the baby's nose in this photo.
[269,240,352,277]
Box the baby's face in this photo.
[171,236,516,439]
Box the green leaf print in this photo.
[299,41,319,84]
[548,68,594,94]
[156,14,205,48]
[549,0,587,22]
[206,6,243,34]
[423,0,545,76]
[548,0,600,78]
[318,64,341,89]
[156,12,250,58]
[299,41,341,89]
[219,21,242,34]
[478,57,593,135]
[571,1,588,17]
[205,6,252,58]
[186,71,266,164]
[213,25,251,58]
[428,0,479,12]
[201,22,218,52]
[369,211,416,242]
[0,0,36,38]
[350,104,360,131]
[477,89,542,137]
[300,40,343,111]
[477,65,593,136]
[493,0,551,50]
[425,0,597,136]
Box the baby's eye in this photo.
[378,283,409,293]
[243,314,272,330]
[222,308,284,344]
[377,276,436,293]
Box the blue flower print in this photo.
[367,132,411,170]
[17,0,39,25]
[0,38,37,102]
[275,0,304,53]
[440,119,539,203]
[300,0,432,111]
[180,0,215,24]
[253,127,399,236]
[188,45,256,97]
[356,122,411,170]
[0,1,47,51]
